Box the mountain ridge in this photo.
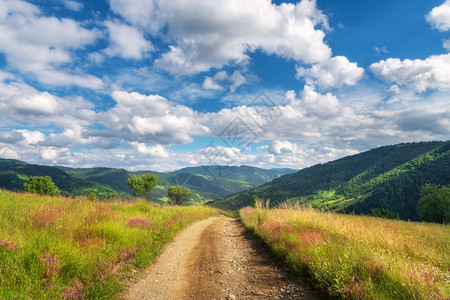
[209,141,450,220]
[0,159,293,202]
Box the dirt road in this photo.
[127,216,321,300]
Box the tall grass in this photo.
[0,189,217,299]
[240,202,450,299]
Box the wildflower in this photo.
[127,218,153,229]
[0,239,18,251]
[39,252,61,280]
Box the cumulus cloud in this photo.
[266,140,359,167]
[104,20,153,59]
[130,142,169,158]
[101,91,209,144]
[369,54,450,91]
[0,72,97,127]
[0,0,102,89]
[110,0,331,75]
[426,0,450,31]
[296,56,364,89]
[202,70,247,92]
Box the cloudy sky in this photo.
[0,0,449,171]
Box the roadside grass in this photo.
[0,189,217,299]
[240,203,450,299]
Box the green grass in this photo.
[240,203,450,299]
[0,189,217,299]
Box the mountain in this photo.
[62,165,294,202]
[209,141,450,221]
[0,159,291,202]
[174,165,296,186]
[0,158,130,199]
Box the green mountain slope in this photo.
[0,159,288,203]
[0,159,129,199]
[175,165,296,186]
[210,141,450,220]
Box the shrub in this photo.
[24,176,60,196]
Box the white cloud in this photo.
[266,140,359,167]
[202,70,247,92]
[104,20,153,60]
[110,0,331,75]
[426,0,450,31]
[202,77,223,91]
[269,140,296,154]
[374,46,388,55]
[18,130,45,144]
[0,146,19,159]
[0,73,97,127]
[444,39,450,51]
[130,142,169,158]
[369,54,450,91]
[40,147,68,161]
[14,92,60,116]
[101,91,209,144]
[230,71,246,93]
[0,0,102,89]
[296,56,364,88]
[109,0,160,32]
[62,0,83,11]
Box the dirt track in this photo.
[127,216,321,300]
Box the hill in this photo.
[210,141,450,220]
[0,159,292,202]
[174,165,295,186]
[0,158,129,199]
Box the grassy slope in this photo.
[240,205,450,299]
[0,159,130,199]
[212,141,450,220]
[0,190,217,299]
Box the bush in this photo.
[23,176,60,196]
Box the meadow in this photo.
[0,189,217,299]
[240,202,450,299]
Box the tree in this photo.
[126,173,158,200]
[23,176,60,196]
[167,185,192,205]
[417,184,450,223]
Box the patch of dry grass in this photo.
[240,202,450,299]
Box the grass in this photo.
[240,202,450,299]
[0,189,217,299]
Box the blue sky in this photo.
[0,0,449,171]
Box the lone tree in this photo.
[127,173,158,200]
[167,185,192,205]
[417,184,450,224]
[23,176,60,196]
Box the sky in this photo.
[0,0,449,171]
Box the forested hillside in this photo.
[211,141,450,220]
[0,159,128,199]
[0,159,290,202]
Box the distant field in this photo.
[0,189,217,299]
[240,204,450,299]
